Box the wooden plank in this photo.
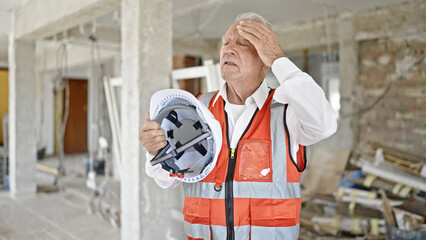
[303,148,351,194]
[36,164,58,176]
[380,189,396,226]
[371,143,426,163]
[300,217,338,235]
[355,144,424,175]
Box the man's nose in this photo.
[224,43,237,55]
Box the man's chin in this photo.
[222,76,241,84]
[221,70,240,81]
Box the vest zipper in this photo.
[224,102,260,240]
[225,148,236,240]
[230,148,235,159]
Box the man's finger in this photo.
[240,20,271,36]
[237,24,264,40]
[147,141,167,155]
[141,129,165,141]
[238,28,260,46]
[144,135,166,147]
[142,120,162,131]
[238,22,265,38]
[145,112,150,121]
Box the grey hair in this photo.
[236,12,273,31]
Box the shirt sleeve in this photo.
[271,57,338,146]
[145,151,180,189]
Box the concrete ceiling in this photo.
[171,0,414,39]
[0,0,416,39]
[0,0,28,11]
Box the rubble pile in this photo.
[299,144,426,240]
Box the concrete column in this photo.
[338,12,358,148]
[121,0,185,239]
[8,34,37,199]
[87,65,100,158]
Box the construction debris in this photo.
[300,143,426,240]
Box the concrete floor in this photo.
[0,154,120,240]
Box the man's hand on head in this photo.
[237,20,285,67]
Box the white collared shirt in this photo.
[213,80,269,149]
[145,57,337,189]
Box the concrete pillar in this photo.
[8,35,37,199]
[121,0,185,239]
[338,12,358,148]
[87,64,100,159]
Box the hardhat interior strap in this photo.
[166,110,182,127]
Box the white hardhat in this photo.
[149,89,222,183]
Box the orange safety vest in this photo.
[183,90,306,240]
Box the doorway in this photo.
[0,69,8,146]
[63,79,88,153]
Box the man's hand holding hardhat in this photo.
[139,112,166,156]
[140,89,222,183]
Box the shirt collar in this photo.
[212,80,269,110]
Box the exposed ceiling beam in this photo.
[14,0,120,40]
[65,25,121,44]
[0,0,28,11]
[173,0,236,18]
[38,40,120,72]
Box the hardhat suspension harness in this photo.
[150,104,213,176]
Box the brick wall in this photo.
[358,39,426,157]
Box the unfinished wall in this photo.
[275,0,426,153]
[358,39,426,157]
[0,36,8,67]
[173,38,219,62]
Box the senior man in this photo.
[140,12,337,240]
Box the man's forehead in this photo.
[222,22,240,39]
[223,20,266,37]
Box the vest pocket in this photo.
[249,198,298,227]
[237,140,272,182]
[183,197,212,240]
[184,197,211,225]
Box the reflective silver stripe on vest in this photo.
[185,223,299,240]
[184,181,300,199]
[184,222,211,240]
[270,100,287,183]
[198,91,217,107]
[251,224,300,240]
[211,225,250,240]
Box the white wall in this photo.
[0,11,11,35]
[0,11,11,66]
[41,72,55,155]
[0,11,12,68]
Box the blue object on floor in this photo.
[4,176,9,191]
[84,158,105,175]
[338,170,366,189]
[386,223,426,240]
